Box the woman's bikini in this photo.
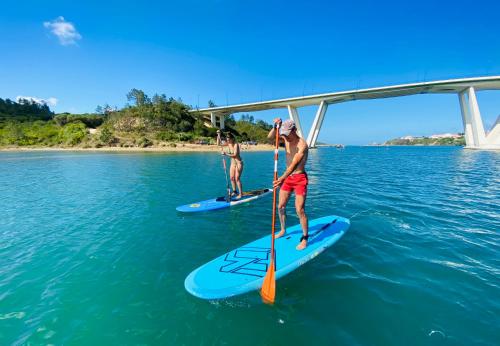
[228,143,244,166]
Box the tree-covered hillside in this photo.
[0,91,273,148]
[0,98,53,122]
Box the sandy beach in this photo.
[0,143,275,153]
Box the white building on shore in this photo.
[429,133,462,139]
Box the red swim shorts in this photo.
[281,173,308,196]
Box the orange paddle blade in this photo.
[260,258,276,304]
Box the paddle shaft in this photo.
[270,125,280,265]
[218,132,231,201]
[260,122,280,304]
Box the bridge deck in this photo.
[193,76,500,116]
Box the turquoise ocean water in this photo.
[0,147,498,345]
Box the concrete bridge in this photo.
[193,76,500,149]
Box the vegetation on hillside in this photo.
[0,98,53,122]
[0,92,273,148]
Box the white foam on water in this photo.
[428,330,446,338]
[0,311,25,320]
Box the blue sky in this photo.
[0,0,499,144]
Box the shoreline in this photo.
[0,143,275,153]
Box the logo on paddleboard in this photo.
[190,203,201,208]
[219,247,273,277]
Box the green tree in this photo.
[0,97,53,122]
[126,89,151,107]
[99,126,114,145]
[225,115,236,127]
[59,122,87,145]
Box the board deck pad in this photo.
[184,215,350,299]
[176,188,272,212]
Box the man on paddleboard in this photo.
[268,119,309,250]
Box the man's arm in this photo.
[267,127,276,140]
[268,118,284,141]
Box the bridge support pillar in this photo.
[210,112,216,127]
[458,92,475,147]
[210,112,225,129]
[219,115,225,129]
[485,116,500,147]
[459,87,487,148]
[287,105,304,138]
[306,101,328,148]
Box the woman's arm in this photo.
[224,144,240,158]
[216,130,228,147]
[216,130,222,146]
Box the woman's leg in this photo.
[229,162,237,194]
[235,162,244,198]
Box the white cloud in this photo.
[43,16,82,45]
[16,96,58,107]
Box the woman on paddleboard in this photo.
[217,130,244,199]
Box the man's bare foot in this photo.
[275,229,286,239]
[236,194,242,199]
[296,235,308,250]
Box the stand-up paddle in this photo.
[260,122,280,304]
[217,130,231,202]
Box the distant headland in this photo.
[370,133,465,146]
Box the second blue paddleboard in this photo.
[176,188,272,212]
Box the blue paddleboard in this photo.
[184,215,350,299]
[176,188,272,212]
